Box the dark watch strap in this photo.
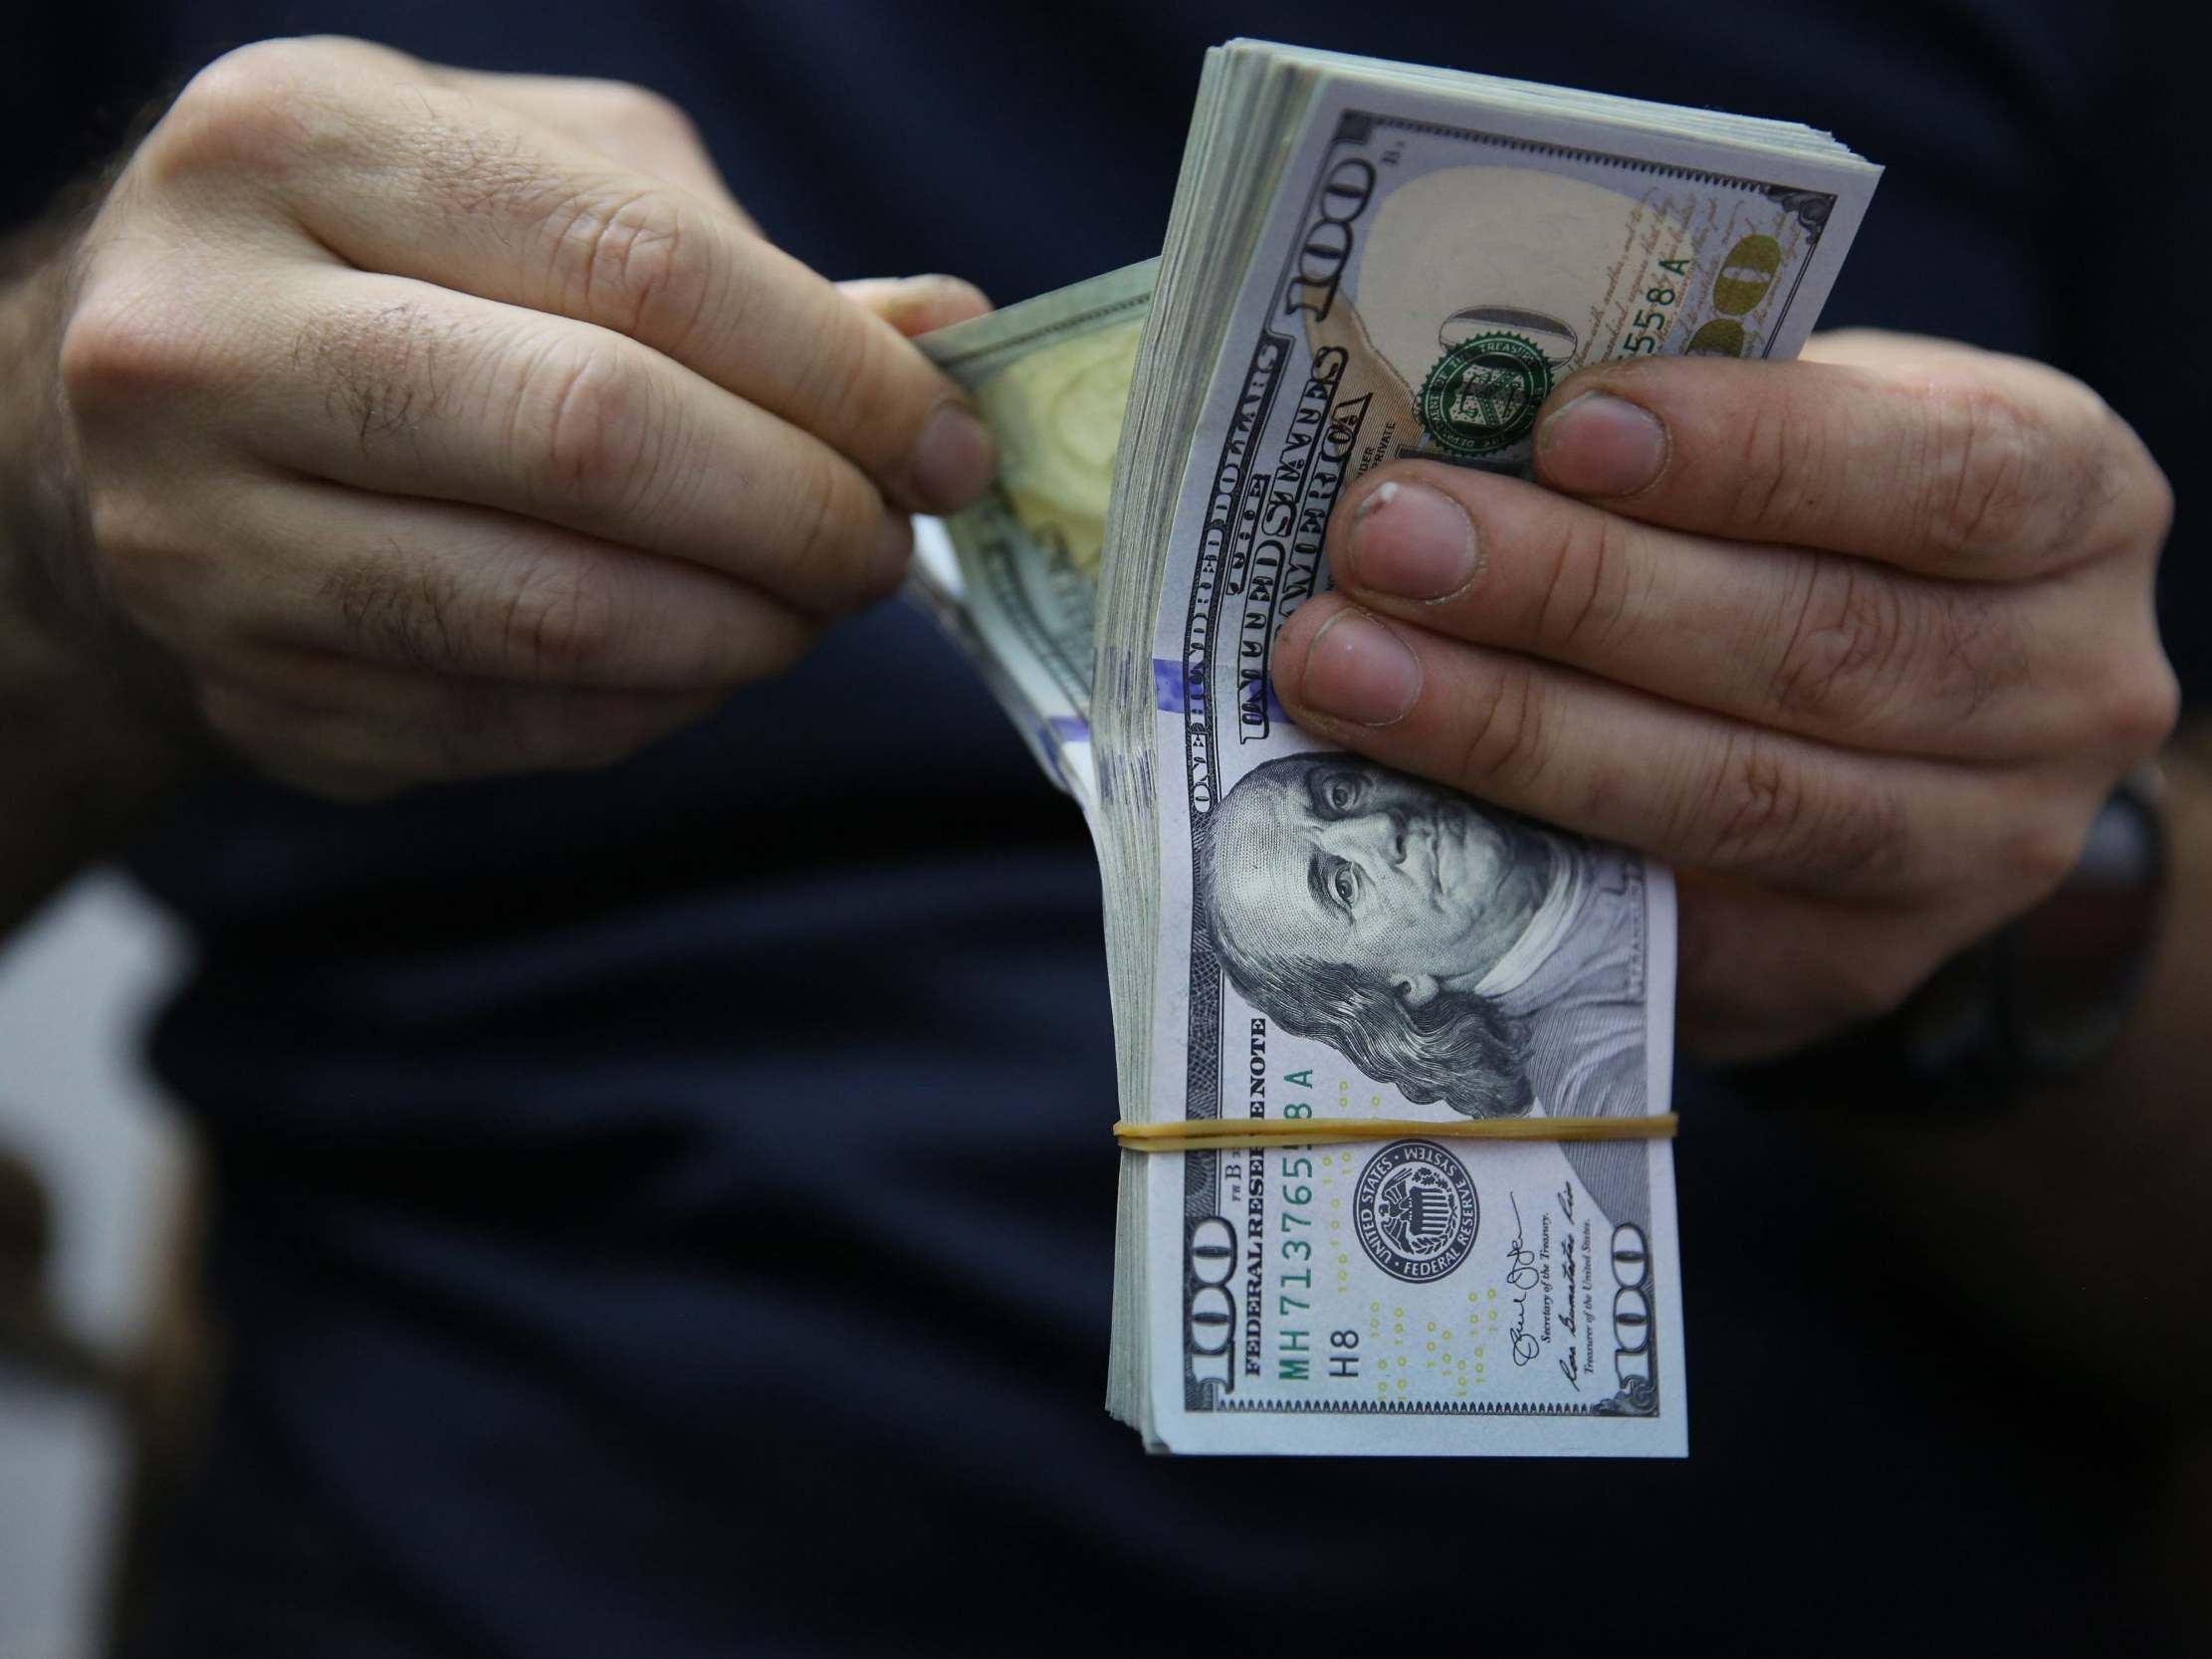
[1898,767,2168,1087]
[1750,768,2169,1112]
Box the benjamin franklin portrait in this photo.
[1201,752,1651,1124]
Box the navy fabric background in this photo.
[5,3,2204,1654]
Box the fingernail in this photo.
[912,399,995,510]
[1299,609,1422,726]
[1537,391,1667,497]
[1343,479,1479,599]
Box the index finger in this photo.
[1527,332,2167,581]
[154,40,993,513]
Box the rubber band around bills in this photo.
[1112,1114,1678,1152]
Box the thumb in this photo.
[840,275,994,338]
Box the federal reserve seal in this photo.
[1353,1141,1479,1284]
[1417,330,1551,457]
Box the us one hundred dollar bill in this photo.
[916,259,1155,810]
[916,40,1878,1456]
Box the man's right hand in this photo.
[48,37,995,799]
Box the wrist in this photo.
[1895,766,2168,1091]
[1738,765,2181,1114]
[2,221,185,706]
[0,229,206,930]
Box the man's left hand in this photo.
[1272,331,2177,1061]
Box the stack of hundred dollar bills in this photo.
[911,40,1878,1455]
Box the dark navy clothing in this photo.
[7,3,2202,1654]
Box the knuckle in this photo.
[783,455,847,573]
[2095,415,2175,557]
[89,493,212,628]
[771,454,881,610]
[524,339,660,510]
[548,186,711,347]
[1448,660,1548,792]
[788,310,893,451]
[494,555,619,680]
[2009,807,2091,899]
[1913,380,2043,561]
[1768,562,1907,726]
[1698,733,1807,868]
[1772,564,2020,733]
[1727,394,1825,533]
[1918,586,2021,726]
[2092,653,2181,757]
[142,41,329,181]
[597,82,699,147]
[1529,508,1638,655]
[59,287,208,415]
[1698,733,1909,889]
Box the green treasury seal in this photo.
[1418,330,1552,457]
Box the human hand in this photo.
[48,38,993,799]
[1271,331,2177,1060]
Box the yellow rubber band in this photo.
[1112,1114,1677,1151]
